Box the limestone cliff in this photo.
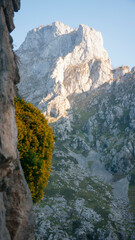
[0,1,35,239]
[17,22,135,239]
[17,22,113,118]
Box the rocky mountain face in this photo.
[0,1,35,239]
[17,21,112,118]
[17,22,135,240]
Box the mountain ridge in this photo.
[17,22,135,240]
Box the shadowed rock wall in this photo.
[0,1,35,239]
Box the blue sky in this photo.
[12,0,135,69]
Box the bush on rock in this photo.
[15,97,54,204]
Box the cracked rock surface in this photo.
[0,1,35,239]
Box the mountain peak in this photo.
[17,22,112,118]
[52,21,74,33]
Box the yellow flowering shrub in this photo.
[15,97,54,204]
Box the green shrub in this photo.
[15,97,54,204]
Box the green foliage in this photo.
[15,97,54,204]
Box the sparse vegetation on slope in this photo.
[35,73,135,239]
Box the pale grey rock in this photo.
[114,106,123,118]
[71,137,90,151]
[53,116,72,140]
[17,21,113,118]
[84,118,94,143]
[131,66,135,72]
[112,66,130,79]
[0,194,10,240]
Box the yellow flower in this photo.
[15,97,55,204]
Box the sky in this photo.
[11,0,135,69]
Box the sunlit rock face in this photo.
[17,21,113,117]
